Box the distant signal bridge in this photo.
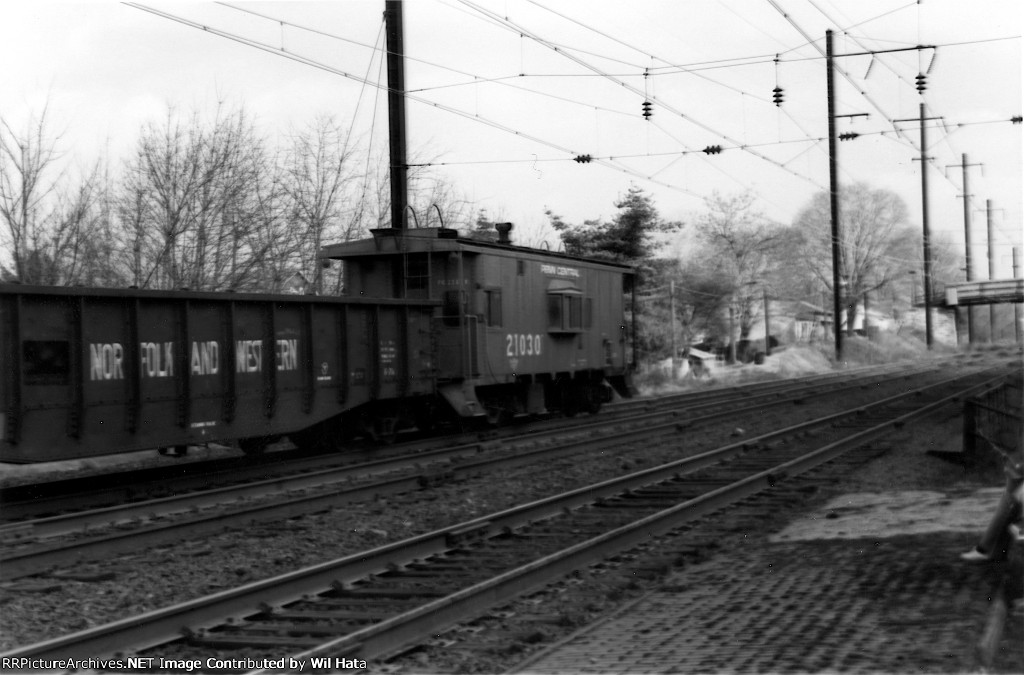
[943,279,1024,307]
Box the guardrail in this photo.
[963,375,1023,459]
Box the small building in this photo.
[282,272,310,295]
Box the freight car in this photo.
[0,224,635,463]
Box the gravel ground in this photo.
[376,357,1024,674]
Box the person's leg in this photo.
[963,477,1024,562]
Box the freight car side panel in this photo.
[475,253,628,381]
[0,287,436,463]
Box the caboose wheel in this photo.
[371,417,398,445]
[485,406,513,427]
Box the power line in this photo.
[124,2,715,204]
[218,0,646,120]
[457,0,827,191]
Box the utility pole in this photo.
[987,200,997,341]
[728,303,736,365]
[670,280,678,379]
[385,1,409,230]
[1014,247,1022,343]
[763,287,771,356]
[825,30,844,362]
[919,102,934,349]
[947,153,983,343]
[894,104,942,348]
[863,290,870,339]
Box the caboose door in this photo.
[434,251,479,379]
[434,297,478,379]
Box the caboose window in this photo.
[547,283,584,333]
[485,289,503,327]
[568,295,582,328]
[405,253,429,291]
[547,294,561,329]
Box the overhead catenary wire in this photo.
[123,0,1019,236]
[125,2,721,204]
[456,0,828,191]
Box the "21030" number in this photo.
[506,333,542,357]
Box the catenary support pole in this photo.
[1014,247,1021,343]
[825,30,843,361]
[960,154,976,342]
[919,103,933,349]
[987,199,997,341]
[385,1,408,230]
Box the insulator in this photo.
[702,145,722,155]
[642,100,652,118]
[772,86,784,107]
[839,132,859,141]
[915,73,926,93]
[574,154,592,163]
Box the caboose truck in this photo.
[320,221,635,431]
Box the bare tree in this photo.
[0,106,105,285]
[117,103,284,291]
[282,116,363,294]
[692,191,787,344]
[792,183,912,335]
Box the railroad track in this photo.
[0,360,923,521]
[0,361,954,578]
[0,366,1007,667]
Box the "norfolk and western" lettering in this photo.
[88,339,300,381]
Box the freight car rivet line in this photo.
[0,370,1007,664]
[0,362,965,576]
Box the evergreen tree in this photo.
[547,185,679,283]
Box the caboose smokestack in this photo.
[495,222,513,245]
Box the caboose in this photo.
[322,223,635,429]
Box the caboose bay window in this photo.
[546,280,584,333]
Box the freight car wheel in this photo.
[238,438,269,456]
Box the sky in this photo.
[1,0,1021,276]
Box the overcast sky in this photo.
[1,0,1021,275]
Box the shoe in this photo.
[960,547,992,563]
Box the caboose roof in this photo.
[321,228,634,274]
